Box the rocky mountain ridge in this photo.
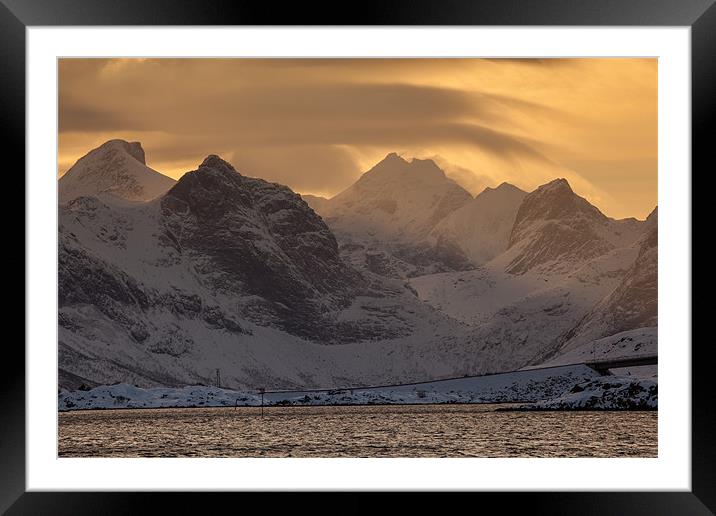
[57,140,657,390]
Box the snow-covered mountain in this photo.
[59,139,176,203]
[308,153,474,278]
[323,153,472,241]
[57,141,658,392]
[59,149,498,390]
[429,182,527,266]
[158,155,367,340]
[409,183,653,370]
[495,178,643,276]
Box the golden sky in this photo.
[59,58,657,219]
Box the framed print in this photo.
[5,0,713,513]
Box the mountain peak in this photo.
[431,180,528,266]
[168,155,243,203]
[59,140,174,203]
[383,152,407,163]
[99,139,146,165]
[495,181,519,191]
[504,177,617,274]
[540,177,573,193]
[482,182,524,197]
[199,154,236,173]
[515,177,600,224]
[327,153,472,244]
[409,158,445,179]
[363,153,449,185]
[368,152,408,172]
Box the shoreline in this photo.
[58,401,658,413]
[58,401,527,413]
[58,368,658,413]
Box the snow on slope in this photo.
[59,140,176,203]
[530,327,657,368]
[559,208,658,350]
[409,241,641,370]
[429,182,527,266]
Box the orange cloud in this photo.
[59,58,656,219]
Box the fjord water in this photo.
[58,405,657,458]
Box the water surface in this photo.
[58,404,657,457]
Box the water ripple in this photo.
[58,404,657,458]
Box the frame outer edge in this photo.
[692,1,716,513]
[5,0,712,510]
[0,1,27,515]
[1,0,716,26]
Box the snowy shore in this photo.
[510,377,657,410]
[58,364,657,412]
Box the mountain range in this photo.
[57,140,657,390]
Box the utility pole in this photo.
[259,387,265,417]
[215,369,221,389]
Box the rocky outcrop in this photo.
[501,179,642,275]
[159,155,365,339]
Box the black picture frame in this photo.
[4,0,712,513]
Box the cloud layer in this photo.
[59,58,657,218]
